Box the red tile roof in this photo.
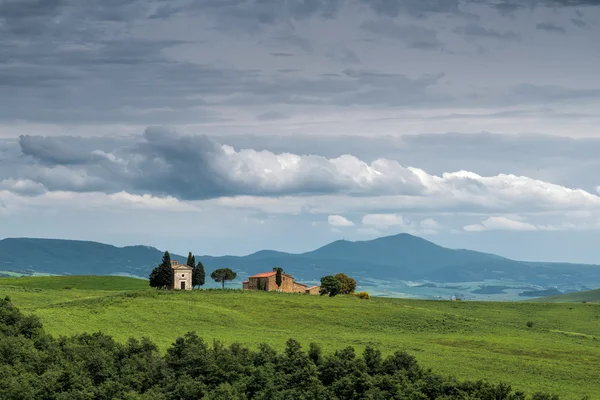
[249,272,276,278]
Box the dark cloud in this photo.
[487,0,600,13]
[360,0,462,18]
[536,0,600,6]
[453,24,521,41]
[0,0,65,37]
[361,20,444,50]
[357,0,600,19]
[0,0,598,128]
[507,84,600,103]
[271,32,313,52]
[19,136,125,165]
[571,17,586,26]
[256,111,289,121]
[327,48,361,64]
[536,22,567,33]
[150,0,341,31]
[13,127,430,200]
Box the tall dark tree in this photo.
[210,268,237,289]
[186,252,195,268]
[334,273,357,295]
[149,251,174,289]
[319,275,341,297]
[275,267,283,289]
[193,260,206,288]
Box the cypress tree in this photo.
[149,251,174,289]
[186,252,195,268]
[193,260,206,288]
[275,267,283,289]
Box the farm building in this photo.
[242,270,320,294]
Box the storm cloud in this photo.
[2,0,600,259]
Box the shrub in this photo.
[356,291,370,300]
[526,321,534,328]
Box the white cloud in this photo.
[420,218,440,229]
[328,214,354,227]
[0,179,46,196]
[15,131,600,217]
[419,218,441,235]
[361,214,442,235]
[362,213,408,228]
[464,216,538,232]
[0,190,195,213]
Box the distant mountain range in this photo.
[2,234,600,294]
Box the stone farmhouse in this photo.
[169,260,192,290]
[242,269,320,294]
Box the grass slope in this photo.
[1,276,599,399]
[532,287,600,303]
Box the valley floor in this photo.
[1,276,599,399]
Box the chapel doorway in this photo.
[181,281,185,290]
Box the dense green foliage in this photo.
[149,252,174,289]
[193,261,206,288]
[320,275,342,297]
[1,276,599,399]
[0,297,569,399]
[335,273,357,295]
[186,252,196,269]
[275,267,283,289]
[210,268,237,289]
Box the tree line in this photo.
[149,251,237,290]
[0,297,569,400]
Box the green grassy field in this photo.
[1,276,599,399]
[533,288,600,303]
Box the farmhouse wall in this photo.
[305,286,320,295]
[244,270,319,295]
[293,282,308,293]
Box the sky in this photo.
[1,0,600,262]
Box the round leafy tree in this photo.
[319,275,341,297]
[211,268,237,289]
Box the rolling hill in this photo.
[1,234,600,293]
[0,276,598,399]
[532,287,600,303]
